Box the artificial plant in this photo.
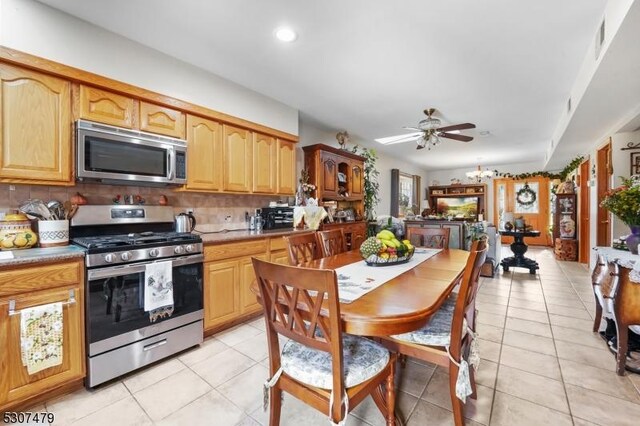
[351,145,380,220]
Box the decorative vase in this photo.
[559,214,575,239]
[626,225,640,254]
[504,222,514,231]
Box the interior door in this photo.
[494,176,550,246]
[596,140,612,246]
[578,159,591,263]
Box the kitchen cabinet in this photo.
[204,260,240,330]
[277,139,296,195]
[0,259,85,412]
[239,255,267,314]
[223,125,253,193]
[321,153,339,197]
[139,101,186,139]
[252,132,277,194]
[185,115,223,191]
[79,85,136,128]
[0,64,72,185]
[350,163,363,196]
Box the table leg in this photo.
[500,235,540,274]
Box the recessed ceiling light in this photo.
[275,27,297,42]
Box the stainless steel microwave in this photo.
[76,120,187,186]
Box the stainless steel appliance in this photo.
[76,120,187,186]
[71,205,203,388]
[261,206,294,230]
[175,212,196,233]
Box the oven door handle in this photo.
[87,254,204,280]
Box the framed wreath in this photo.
[516,183,536,207]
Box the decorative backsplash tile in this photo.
[0,183,287,228]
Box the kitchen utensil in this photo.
[0,212,38,250]
[175,212,196,233]
[19,199,51,220]
[47,200,64,220]
[67,204,79,220]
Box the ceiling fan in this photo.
[376,108,476,150]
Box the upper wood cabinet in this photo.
[277,139,296,195]
[252,132,276,193]
[139,101,185,139]
[0,64,72,185]
[350,163,363,196]
[321,153,339,197]
[79,85,136,128]
[185,115,223,191]
[223,125,252,192]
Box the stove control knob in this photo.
[185,244,194,253]
[149,248,160,258]
[104,253,116,263]
[120,251,132,261]
[174,245,185,255]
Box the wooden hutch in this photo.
[303,144,367,249]
[427,183,488,217]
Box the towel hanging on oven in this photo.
[20,302,64,374]
[144,260,174,322]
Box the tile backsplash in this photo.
[0,183,288,231]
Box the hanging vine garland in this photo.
[516,183,537,207]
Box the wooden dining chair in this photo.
[317,228,348,257]
[378,239,487,426]
[283,232,322,265]
[252,258,397,425]
[406,227,451,249]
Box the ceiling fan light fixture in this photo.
[418,117,441,130]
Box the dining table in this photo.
[302,248,470,336]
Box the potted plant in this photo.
[601,176,640,253]
[351,146,380,221]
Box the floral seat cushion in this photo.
[281,334,389,389]
[391,296,458,346]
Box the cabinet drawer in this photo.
[269,236,288,251]
[0,260,82,297]
[204,239,268,262]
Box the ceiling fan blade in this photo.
[439,133,473,142]
[386,135,422,145]
[437,123,476,132]
[376,132,422,144]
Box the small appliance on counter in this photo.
[261,206,294,230]
[175,211,196,233]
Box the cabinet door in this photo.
[185,115,223,191]
[204,260,240,330]
[269,249,290,266]
[351,223,367,250]
[350,163,363,196]
[252,133,276,193]
[79,85,135,128]
[223,125,252,192]
[139,102,186,138]
[0,284,84,409]
[321,154,338,196]
[239,255,266,314]
[0,64,71,184]
[277,139,296,195]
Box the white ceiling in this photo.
[38,0,607,170]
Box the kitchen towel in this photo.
[144,260,175,323]
[20,302,63,375]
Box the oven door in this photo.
[86,254,203,356]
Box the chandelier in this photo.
[466,165,493,183]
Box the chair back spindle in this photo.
[317,229,348,257]
[284,232,322,266]
[407,227,451,249]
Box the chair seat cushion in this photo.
[281,334,389,389]
[391,296,457,346]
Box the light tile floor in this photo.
[9,248,640,425]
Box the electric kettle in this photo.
[175,212,196,233]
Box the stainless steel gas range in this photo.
[71,205,204,388]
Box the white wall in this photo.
[0,0,298,135]
[425,161,547,224]
[297,119,429,217]
[610,130,640,238]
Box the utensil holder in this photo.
[38,220,69,247]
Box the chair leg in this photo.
[399,354,407,368]
[616,323,628,376]
[449,362,465,426]
[386,356,396,426]
[593,297,603,333]
[269,387,282,426]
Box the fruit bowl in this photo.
[363,247,415,266]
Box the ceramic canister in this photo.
[0,212,38,250]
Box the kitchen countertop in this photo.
[197,228,309,244]
[0,245,86,267]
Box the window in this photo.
[391,169,421,217]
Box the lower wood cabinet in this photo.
[239,254,267,314]
[203,259,240,330]
[0,259,85,411]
